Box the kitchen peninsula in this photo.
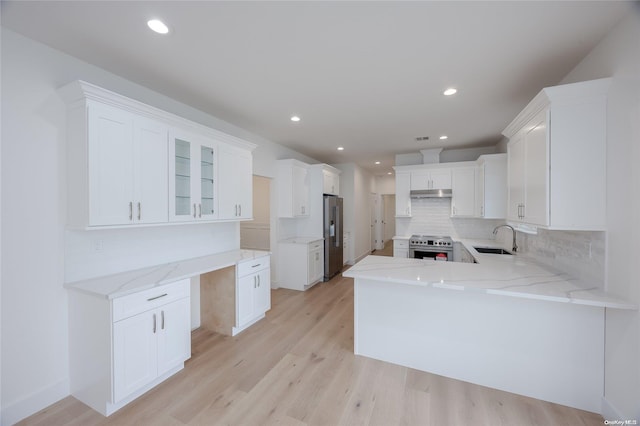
[343,243,635,414]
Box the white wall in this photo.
[0,28,319,425]
[557,10,640,421]
[334,163,376,264]
[374,174,395,195]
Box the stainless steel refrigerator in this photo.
[323,195,344,281]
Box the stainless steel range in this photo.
[409,235,453,261]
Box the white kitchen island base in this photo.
[353,277,605,413]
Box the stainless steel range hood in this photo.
[410,189,452,198]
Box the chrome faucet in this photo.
[493,224,518,253]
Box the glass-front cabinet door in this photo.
[199,145,216,219]
[169,129,217,222]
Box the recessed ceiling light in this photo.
[387,172,392,175]
[375,161,381,165]
[443,88,457,96]
[337,147,344,151]
[147,19,169,34]
[290,115,301,122]
[439,135,448,140]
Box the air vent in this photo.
[415,136,430,142]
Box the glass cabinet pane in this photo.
[200,146,214,215]
[175,139,191,216]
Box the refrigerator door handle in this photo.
[335,205,341,248]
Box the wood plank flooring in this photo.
[19,271,604,426]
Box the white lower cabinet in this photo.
[68,279,191,416]
[393,238,409,258]
[236,259,271,332]
[113,297,190,402]
[200,255,271,336]
[278,238,324,291]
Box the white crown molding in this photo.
[58,80,257,151]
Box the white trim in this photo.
[601,396,625,421]
[1,379,69,426]
[58,80,257,152]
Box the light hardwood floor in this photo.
[19,271,604,426]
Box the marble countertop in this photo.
[343,239,635,310]
[65,249,270,299]
[279,236,324,244]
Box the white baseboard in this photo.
[601,396,625,421]
[1,379,69,426]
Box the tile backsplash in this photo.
[396,198,502,239]
[395,197,606,288]
[518,229,605,287]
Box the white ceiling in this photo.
[2,1,633,174]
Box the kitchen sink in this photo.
[473,247,513,255]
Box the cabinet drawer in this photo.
[308,240,323,252]
[394,239,409,249]
[112,279,190,322]
[237,256,270,277]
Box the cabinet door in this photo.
[323,170,339,195]
[292,164,309,216]
[113,310,157,402]
[451,168,475,217]
[133,117,168,224]
[308,248,323,284]
[169,130,199,222]
[253,268,271,316]
[198,141,218,220]
[409,171,430,190]
[156,298,191,376]
[507,135,526,222]
[395,172,411,217]
[219,145,253,220]
[236,274,255,328]
[475,165,485,217]
[523,115,549,226]
[88,103,135,226]
[430,169,452,190]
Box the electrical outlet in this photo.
[92,239,104,252]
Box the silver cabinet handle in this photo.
[147,293,168,301]
[153,313,157,334]
[193,203,197,218]
[252,263,260,268]
[161,310,165,330]
[138,202,141,220]
[129,202,133,221]
[198,203,202,218]
[257,275,260,287]
[253,275,257,288]
[239,204,241,216]
[235,204,238,216]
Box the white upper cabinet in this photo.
[322,168,340,195]
[394,171,412,217]
[475,154,507,219]
[218,144,252,220]
[277,159,310,218]
[168,129,218,222]
[68,100,169,227]
[410,168,452,190]
[503,78,609,230]
[59,80,255,228]
[451,167,475,217]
